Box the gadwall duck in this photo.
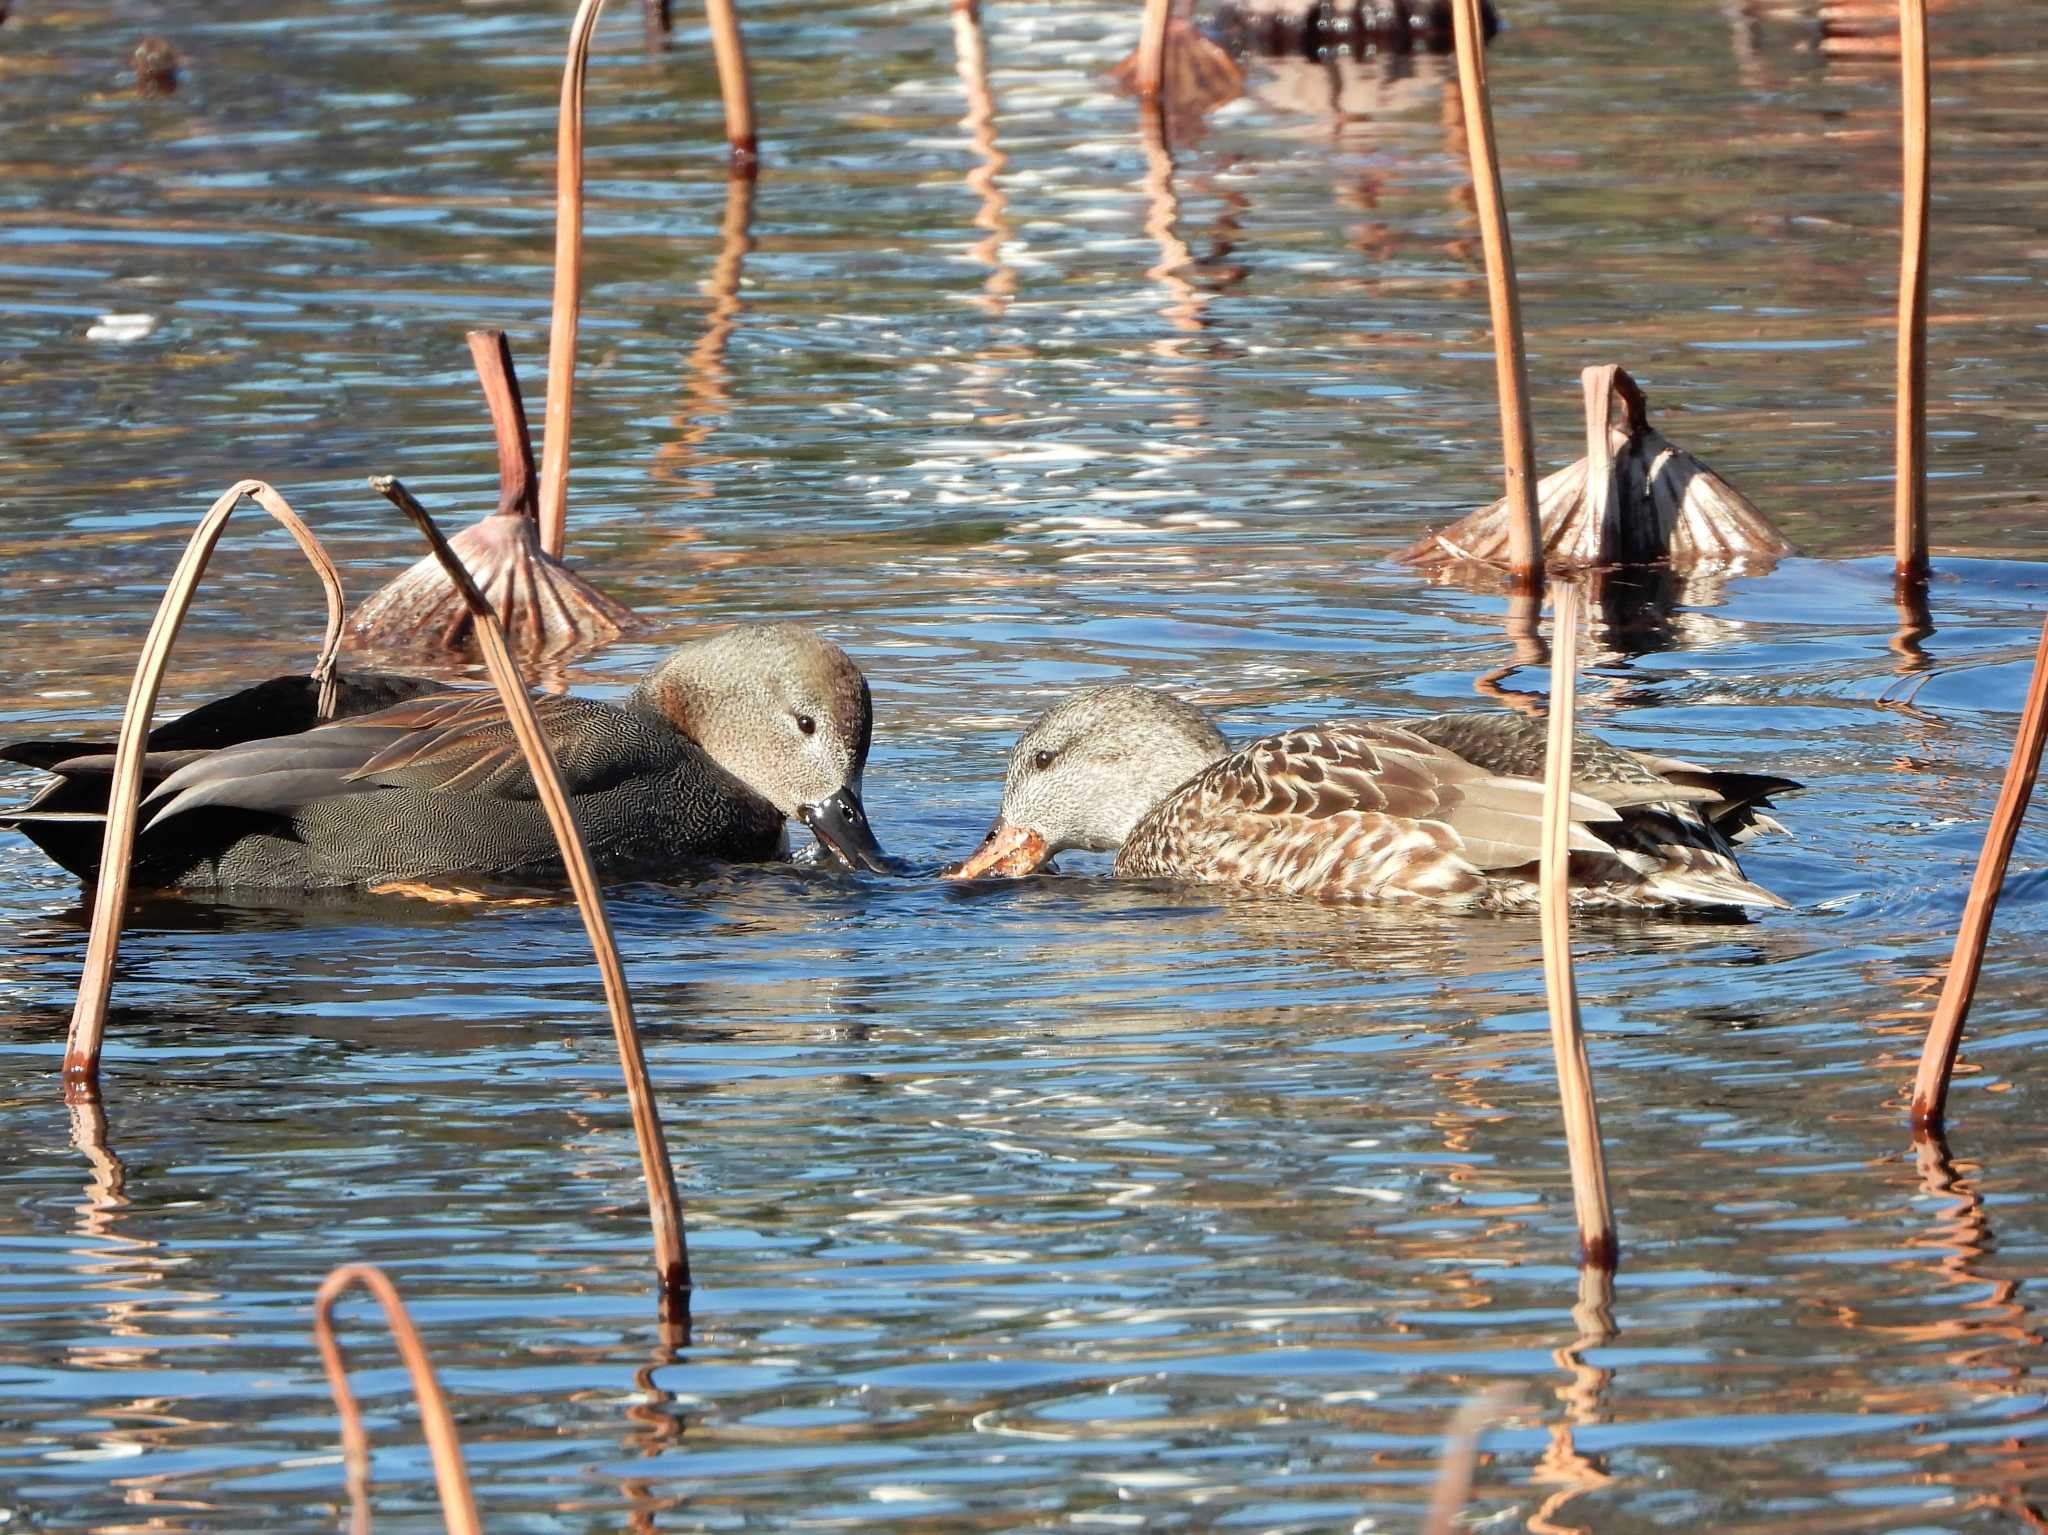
[943,685,1795,912]
[1,624,885,890]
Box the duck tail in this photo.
[1641,862,1791,911]
[2,739,112,770]
[0,808,109,883]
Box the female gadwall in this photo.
[943,685,1795,912]
[2,623,885,890]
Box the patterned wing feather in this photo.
[1117,724,1618,905]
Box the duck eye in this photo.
[797,714,817,736]
[1032,748,1057,771]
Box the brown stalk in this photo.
[313,1263,481,1535]
[1538,579,1617,1268]
[470,328,539,520]
[65,480,346,1098]
[1449,0,1540,594]
[1894,0,1930,585]
[371,475,691,1316]
[538,0,605,561]
[538,0,758,556]
[704,0,759,177]
[1133,0,1171,103]
[1910,613,2048,1131]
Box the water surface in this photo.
[3,0,2048,1529]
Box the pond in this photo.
[3,0,2047,1529]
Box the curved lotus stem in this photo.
[313,1264,481,1535]
[1894,0,1930,585]
[1538,580,1617,1270]
[539,0,605,561]
[66,480,345,1097]
[1911,613,2048,1131]
[1448,0,1540,594]
[539,0,758,560]
[373,475,691,1319]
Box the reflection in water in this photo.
[1528,1267,1618,1535]
[653,177,755,499]
[1139,110,1208,338]
[951,0,1015,318]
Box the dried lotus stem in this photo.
[1911,613,2048,1131]
[1449,0,1540,594]
[1894,0,1931,585]
[705,0,758,176]
[66,480,346,1097]
[1133,0,1171,102]
[372,475,691,1319]
[1539,580,1617,1267]
[470,328,539,521]
[539,0,757,555]
[313,1264,481,1535]
[539,0,605,560]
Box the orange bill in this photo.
[942,819,1050,880]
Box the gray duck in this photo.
[1,624,885,890]
[943,685,1795,912]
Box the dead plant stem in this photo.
[314,1263,481,1535]
[1911,614,2048,1131]
[1449,0,1541,593]
[371,475,690,1312]
[65,481,345,1096]
[1895,0,1931,584]
[1539,579,1617,1267]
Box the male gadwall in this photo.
[1,623,885,890]
[943,685,1795,912]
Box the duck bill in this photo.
[942,819,1050,880]
[799,787,890,873]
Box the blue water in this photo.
[3,0,2048,1529]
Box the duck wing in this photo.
[1122,722,1624,902]
[140,691,675,828]
[0,671,440,775]
[1408,714,1796,908]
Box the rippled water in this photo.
[5,0,2048,1529]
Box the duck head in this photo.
[945,685,1228,879]
[637,623,888,871]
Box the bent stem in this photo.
[469,328,540,521]
[1538,579,1617,1267]
[371,475,691,1316]
[539,0,606,560]
[314,1264,481,1535]
[66,480,346,1097]
[1910,613,2048,1131]
[1449,0,1540,594]
[538,0,757,554]
[1894,0,1931,585]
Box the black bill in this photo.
[799,787,890,873]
